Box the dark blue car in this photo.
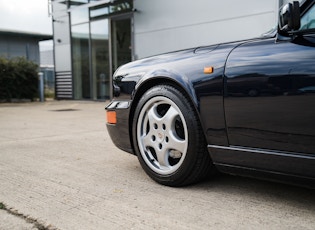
[106,0,315,187]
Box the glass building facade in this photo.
[52,0,279,100]
[52,0,133,100]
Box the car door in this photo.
[223,3,315,174]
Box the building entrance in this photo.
[72,18,131,100]
[71,4,132,100]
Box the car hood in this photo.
[114,47,204,77]
[114,35,275,81]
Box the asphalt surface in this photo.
[0,100,314,230]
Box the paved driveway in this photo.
[0,101,314,230]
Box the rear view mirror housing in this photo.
[279,1,301,34]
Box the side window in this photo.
[300,4,315,30]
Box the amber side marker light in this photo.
[204,66,214,74]
[106,111,117,124]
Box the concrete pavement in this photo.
[0,101,315,230]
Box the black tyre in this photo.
[132,85,214,186]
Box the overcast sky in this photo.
[0,0,52,35]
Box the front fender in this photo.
[133,68,199,110]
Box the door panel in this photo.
[224,36,315,154]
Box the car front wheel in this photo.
[132,85,214,186]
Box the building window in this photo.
[71,7,89,25]
[70,0,133,100]
[69,0,89,8]
[72,23,90,99]
[91,19,110,99]
[89,0,133,20]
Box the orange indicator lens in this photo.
[107,111,117,124]
[204,66,214,74]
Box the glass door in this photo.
[72,23,90,99]
[91,19,110,100]
[111,18,132,73]
[71,15,131,100]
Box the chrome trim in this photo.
[208,145,315,160]
[105,100,131,110]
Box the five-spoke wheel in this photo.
[137,96,188,175]
[132,85,214,186]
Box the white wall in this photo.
[134,0,279,59]
[52,1,72,73]
[52,0,73,98]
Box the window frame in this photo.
[297,0,315,34]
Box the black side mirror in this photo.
[279,1,301,33]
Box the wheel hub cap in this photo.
[157,132,164,142]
